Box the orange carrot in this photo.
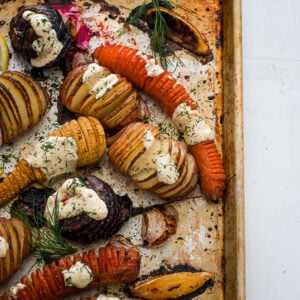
[0,246,140,300]
[190,141,226,199]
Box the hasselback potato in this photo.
[0,116,106,207]
[0,71,49,145]
[108,122,198,199]
[60,62,148,129]
[0,218,32,284]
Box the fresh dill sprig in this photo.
[34,228,77,265]
[10,196,77,265]
[121,0,195,69]
[33,196,77,265]
[149,0,170,69]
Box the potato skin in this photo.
[61,64,143,130]
[0,71,49,145]
[0,217,32,284]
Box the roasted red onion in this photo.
[9,4,72,69]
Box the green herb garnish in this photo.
[121,0,194,69]
[34,195,77,264]
[10,196,77,265]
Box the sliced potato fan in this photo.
[0,71,49,145]
[0,217,32,284]
[108,122,198,199]
[61,63,146,129]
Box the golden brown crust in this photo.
[130,271,213,299]
[0,159,46,207]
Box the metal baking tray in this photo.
[0,0,244,298]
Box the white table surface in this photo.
[243,0,300,299]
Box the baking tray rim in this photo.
[223,0,245,299]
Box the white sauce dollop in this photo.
[97,295,120,300]
[91,74,119,99]
[0,236,9,258]
[143,130,155,149]
[9,283,26,298]
[136,51,164,77]
[156,153,179,185]
[44,177,108,221]
[172,102,214,145]
[62,261,94,288]
[22,11,63,67]
[21,136,78,180]
[82,63,105,82]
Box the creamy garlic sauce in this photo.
[22,10,63,67]
[96,295,120,300]
[0,236,9,258]
[91,74,119,99]
[130,135,180,185]
[136,51,164,77]
[9,283,26,298]
[62,261,94,288]
[21,136,78,180]
[44,177,108,221]
[172,102,214,145]
[156,153,179,184]
[143,130,155,149]
[129,138,161,180]
[82,63,105,82]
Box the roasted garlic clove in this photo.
[141,206,177,248]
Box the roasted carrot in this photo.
[190,141,226,199]
[94,45,226,198]
[0,246,140,300]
